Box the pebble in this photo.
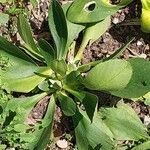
[136,41,143,46]
[101,49,108,54]
[112,18,119,24]
[144,115,150,127]
[56,139,68,149]
[139,53,147,59]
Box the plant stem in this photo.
[74,37,89,62]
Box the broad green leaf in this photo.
[58,92,77,116]
[6,92,47,121]
[66,88,98,122]
[38,39,55,65]
[67,0,133,23]
[77,63,92,72]
[64,71,81,89]
[1,66,52,93]
[62,3,85,56]
[0,13,9,26]
[64,88,86,101]
[48,0,68,59]
[29,95,56,150]
[5,94,55,150]
[0,37,36,65]
[132,141,150,150]
[74,17,111,61]
[18,14,42,59]
[82,92,98,122]
[73,109,114,150]
[99,103,149,140]
[50,59,67,76]
[0,49,33,67]
[112,58,150,98]
[84,17,111,45]
[38,80,52,92]
[83,59,132,91]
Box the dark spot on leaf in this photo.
[84,1,96,12]
[109,0,121,5]
[102,116,106,120]
[141,81,147,86]
[2,110,16,128]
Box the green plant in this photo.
[1,0,150,149]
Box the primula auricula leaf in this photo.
[6,93,47,122]
[48,0,68,59]
[38,39,56,65]
[0,37,36,66]
[73,109,114,150]
[83,16,111,45]
[63,71,81,89]
[65,89,86,101]
[38,80,52,92]
[18,14,42,60]
[99,103,149,140]
[6,94,55,150]
[62,3,85,55]
[74,16,111,61]
[64,82,97,122]
[82,92,98,122]
[58,92,77,116]
[50,59,67,76]
[29,95,56,150]
[131,141,150,150]
[1,66,52,93]
[67,0,133,23]
[111,58,150,98]
[0,48,32,68]
[83,59,132,91]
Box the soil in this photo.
[1,0,150,149]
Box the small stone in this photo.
[144,115,150,127]
[145,44,150,50]
[101,49,108,54]
[139,53,147,59]
[56,139,68,149]
[112,18,119,24]
[137,41,143,46]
